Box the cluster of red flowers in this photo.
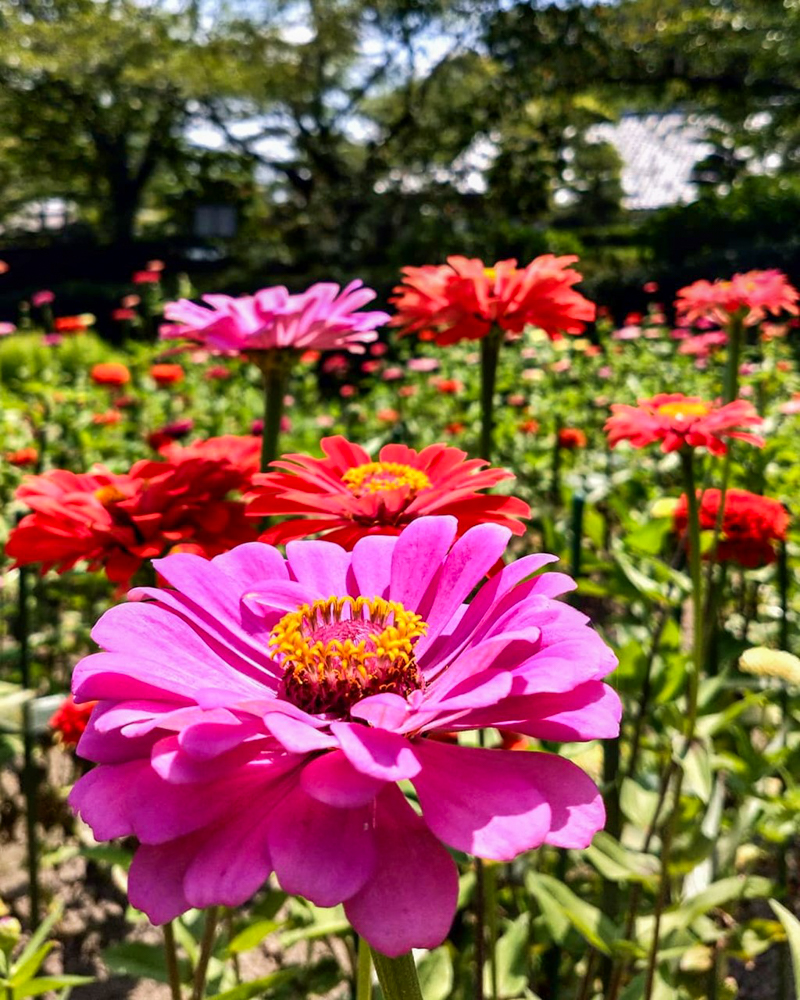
[673,489,788,568]
[7,437,259,586]
[49,695,97,745]
[389,255,595,345]
[247,436,530,548]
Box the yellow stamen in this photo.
[342,461,431,497]
[94,485,126,506]
[656,401,710,420]
[270,595,428,716]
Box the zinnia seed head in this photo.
[739,647,800,685]
[342,461,431,498]
[270,595,427,716]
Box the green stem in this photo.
[356,938,373,1000]
[485,863,499,1000]
[723,313,744,404]
[256,351,294,473]
[163,922,182,1000]
[479,327,503,462]
[370,950,423,1000]
[191,906,220,1000]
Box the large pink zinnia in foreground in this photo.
[69,516,618,955]
[162,282,389,355]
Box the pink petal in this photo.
[300,750,386,807]
[411,741,552,860]
[344,785,458,956]
[263,712,338,753]
[331,722,421,781]
[128,835,198,923]
[267,787,376,906]
[389,515,457,610]
[349,535,395,598]
[286,539,352,595]
[525,753,606,848]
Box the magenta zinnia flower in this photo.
[69,516,618,955]
[162,282,389,355]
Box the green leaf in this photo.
[417,947,453,1000]
[484,914,530,998]
[620,779,661,830]
[526,873,618,956]
[10,904,63,984]
[278,905,349,948]
[583,832,660,887]
[204,970,299,1000]
[13,976,94,999]
[103,941,188,983]
[227,920,282,955]
[769,900,800,996]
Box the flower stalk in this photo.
[191,906,220,1000]
[254,350,295,472]
[479,327,503,461]
[356,938,373,1000]
[370,950,423,1000]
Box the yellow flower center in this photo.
[342,461,431,498]
[94,485,127,507]
[656,401,710,421]
[483,267,498,282]
[269,595,428,716]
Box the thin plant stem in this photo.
[255,351,294,473]
[191,906,220,1000]
[356,937,373,1000]
[474,857,486,1000]
[17,551,40,929]
[163,922,182,1000]
[723,313,744,405]
[485,863,499,1000]
[643,450,704,1000]
[370,950,423,1000]
[479,327,503,461]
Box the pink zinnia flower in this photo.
[32,290,55,307]
[677,331,728,358]
[0,322,16,336]
[162,282,388,356]
[676,270,800,327]
[605,393,764,455]
[69,517,618,954]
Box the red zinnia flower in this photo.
[150,363,184,386]
[6,447,38,467]
[434,378,464,395]
[246,436,530,548]
[91,362,130,387]
[605,393,764,455]
[113,308,137,322]
[55,315,93,333]
[390,255,595,346]
[673,489,788,568]
[558,428,587,450]
[133,270,161,284]
[7,454,257,586]
[676,270,800,327]
[50,695,97,746]
[158,434,261,480]
[92,411,123,426]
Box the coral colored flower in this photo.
[7,455,257,586]
[5,447,38,467]
[377,408,400,423]
[361,360,382,374]
[382,366,404,381]
[611,325,641,341]
[146,259,165,272]
[605,394,764,455]
[247,437,530,548]
[158,435,261,480]
[91,362,130,387]
[781,394,800,416]
[340,385,356,398]
[163,282,388,355]
[68,517,619,953]
[519,419,540,435]
[398,385,417,398]
[0,322,17,336]
[32,290,54,307]
[122,295,140,308]
[558,428,587,450]
[133,270,161,284]
[150,364,184,386]
[445,422,465,435]
[300,350,321,364]
[673,489,788,568]
[50,695,97,746]
[407,357,439,373]
[676,270,800,327]
[55,315,93,332]
[0,260,8,275]
[113,308,137,322]
[390,255,595,346]
[92,411,123,426]
[643,281,659,293]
